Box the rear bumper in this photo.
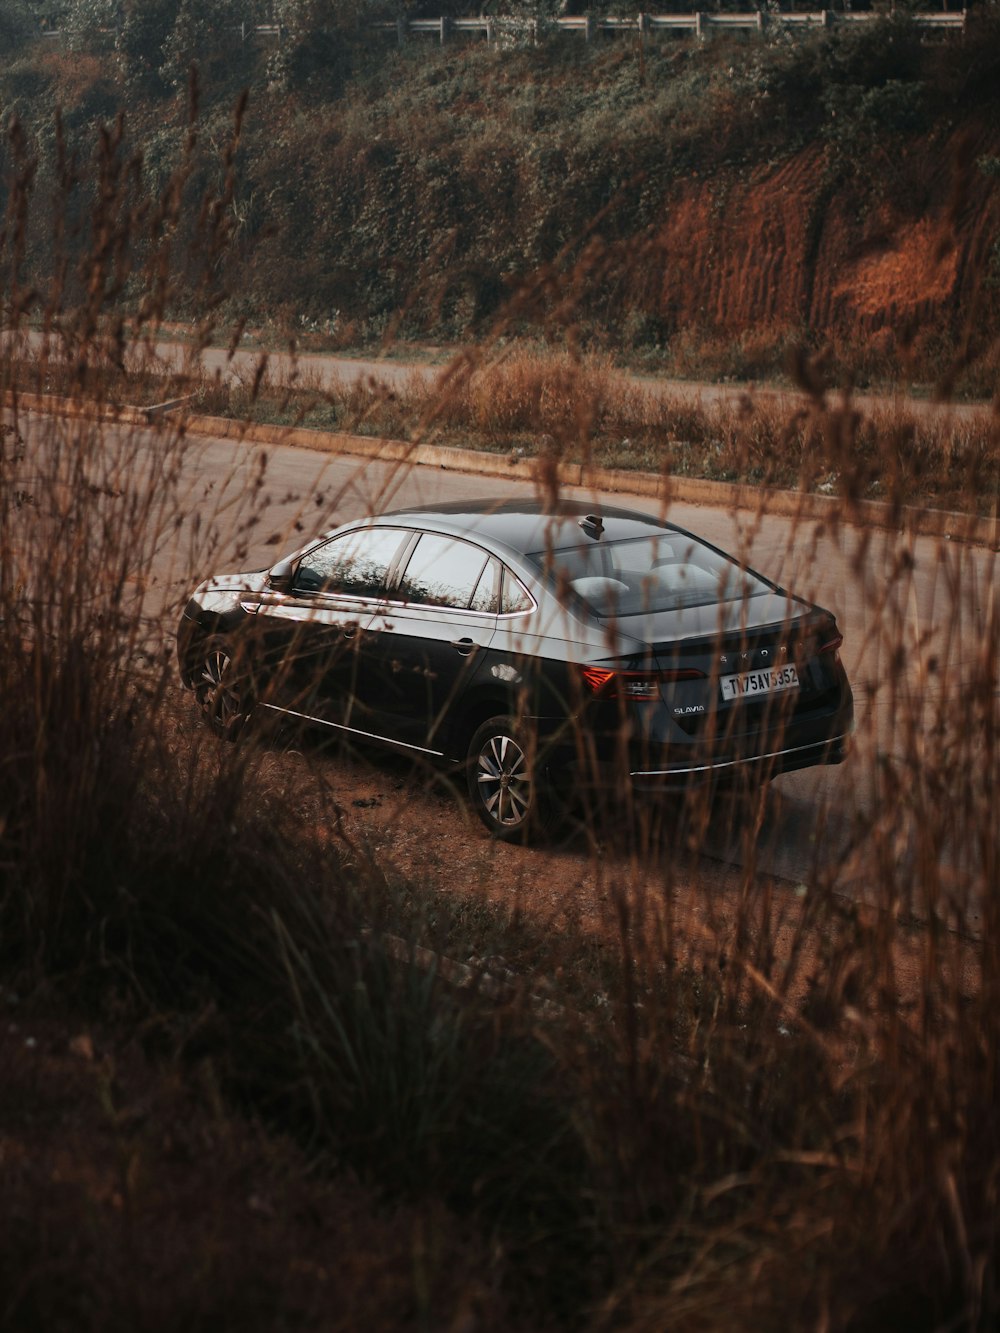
[552,687,855,796]
[627,729,851,793]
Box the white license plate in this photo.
[719,663,800,702]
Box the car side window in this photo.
[470,557,502,613]
[500,568,533,614]
[396,533,489,610]
[293,527,407,598]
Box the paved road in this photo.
[138,416,998,921]
[13,406,994,928]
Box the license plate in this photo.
[719,663,799,702]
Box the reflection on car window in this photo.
[528,535,771,616]
[470,557,502,613]
[397,533,489,609]
[294,527,406,598]
[500,569,533,615]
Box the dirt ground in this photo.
[255,736,977,1022]
[0,1002,518,1332]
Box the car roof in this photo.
[375,497,682,557]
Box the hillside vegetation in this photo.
[2,5,1000,386]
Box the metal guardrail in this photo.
[380,10,967,44]
[36,10,968,47]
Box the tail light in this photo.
[581,666,704,701]
[795,620,843,665]
[819,631,844,658]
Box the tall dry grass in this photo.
[12,337,995,517]
[1,89,999,1332]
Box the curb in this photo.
[7,389,999,548]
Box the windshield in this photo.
[527,534,772,617]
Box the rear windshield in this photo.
[527,535,772,616]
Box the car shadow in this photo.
[259,717,795,872]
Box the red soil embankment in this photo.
[653,126,1000,358]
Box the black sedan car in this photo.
[177,498,854,840]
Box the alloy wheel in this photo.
[475,730,532,830]
[195,643,247,737]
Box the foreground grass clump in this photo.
[0,383,588,1321]
[0,994,521,1333]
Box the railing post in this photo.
[440,15,450,45]
[638,13,649,36]
[584,15,595,42]
[396,16,406,46]
[822,10,833,28]
[486,18,495,45]
[696,11,707,40]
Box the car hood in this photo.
[186,567,272,616]
[196,568,271,597]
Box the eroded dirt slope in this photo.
[653,124,1000,359]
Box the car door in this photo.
[360,532,500,752]
[253,525,410,728]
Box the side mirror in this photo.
[267,556,295,594]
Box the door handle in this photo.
[451,637,478,656]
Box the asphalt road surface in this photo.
[13,407,996,927]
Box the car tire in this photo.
[467,716,544,842]
[192,636,254,741]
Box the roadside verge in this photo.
[8,389,998,548]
